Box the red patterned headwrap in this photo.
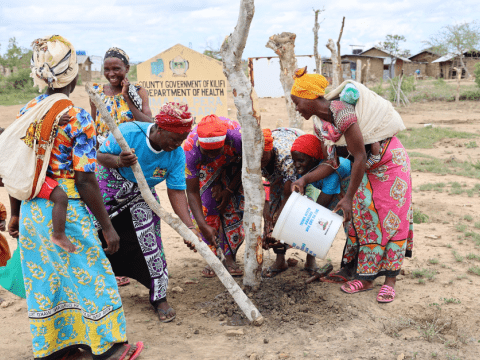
[291,134,323,160]
[263,129,273,152]
[154,102,194,134]
[197,115,228,150]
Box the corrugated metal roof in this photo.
[360,46,411,62]
[432,53,457,63]
[408,50,438,60]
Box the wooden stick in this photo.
[86,84,264,325]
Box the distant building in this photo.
[359,47,411,79]
[431,51,480,79]
[76,54,93,82]
[404,50,441,78]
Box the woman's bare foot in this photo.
[202,265,216,278]
[52,232,76,253]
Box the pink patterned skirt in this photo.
[341,136,414,281]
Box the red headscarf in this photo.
[154,102,194,134]
[291,134,323,160]
[197,115,228,149]
[263,129,273,152]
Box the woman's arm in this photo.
[186,177,217,245]
[121,82,153,123]
[97,151,137,169]
[291,165,335,194]
[333,123,367,222]
[90,100,97,121]
[74,171,120,254]
[167,188,195,228]
[8,195,21,238]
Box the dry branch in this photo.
[86,84,264,325]
[266,32,304,129]
[312,8,325,74]
[220,0,265,290]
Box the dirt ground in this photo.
[1,85,480,360]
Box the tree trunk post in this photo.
[458,55,471,79]
[356,59,362,83]
[265,32,304,129]
[86,83,264,325]
[454,67,461,102]
[220,0,265,289]
[326,39,339,88]
[313,9,324,74]
[336,17,346,86]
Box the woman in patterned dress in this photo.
[95,102,197,324]
[6,35,142,360]
[90,47,153,145]
[184,115,244,278]
[290,68,413,303]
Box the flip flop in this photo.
[305,263,334,283]
[227,265,244,277]
[116,276,130,286]
[320,272,350,284]
[340,280,373,294]
[377,285,396,303]
[126,342,144,360]
[156,307,176,323]
[201,266,216,278]
[261,266,287,279]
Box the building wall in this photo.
[403,62,427,77]
[78,59,92,82]
[342,56,383,82]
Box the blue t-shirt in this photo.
[309,157,351,195]
[100,122,186,189]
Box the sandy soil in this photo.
[1,85,480,360]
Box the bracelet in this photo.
[187,225,196,229]
[116,156,121,168]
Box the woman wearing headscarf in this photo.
[184,115,244,278]
[290,67,413,303]
[3,35,142,360]
[91,47,152,145]
[260,127,305,278]
[95,102,196,323]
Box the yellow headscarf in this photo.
[290,66,329,99]
[30,35,78,91]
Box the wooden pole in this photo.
[86,84,264,325]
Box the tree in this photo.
[266,32,304,129]
[326,17,345,88]
[312,8,325,74]
[203,40,223,61]
[378,34,409,78]
[424,21,480,79]
[221,0,265,290]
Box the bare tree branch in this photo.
[220,0,265,295]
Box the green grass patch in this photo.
[428,258,439,265]
[0,90,42,106]
[465,141,478,149]
[474,222,480,229]
[442,297,461,304]
[407,151,434,158]
[452,250,464,262]
[467,253,480,261]
[412,268,437,280]
[468,266,480,276]
[413,209,429,224]
[418,182,446,192]
[410,156,480,179]
[456,224,467,232]
[397,127,477,149]
[464,215,473,222]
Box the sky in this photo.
[0,0,479,66]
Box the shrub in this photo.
[413,209,429,224]
[475,62,480,88]
[370,79,385,96]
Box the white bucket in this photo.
[271,191,344,259]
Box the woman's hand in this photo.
[291,177,307,195]
[118,150,137,168]
[58,113,71,127]
[102,226,120,255]
[214,189,231,213]
[333,195,353,223]
[0,220,6,231]
[199,224,218,248]
[263,202,273,223]
[121,77,130,98]
[184,227,201,252]
[8,215,19,238]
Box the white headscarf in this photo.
[30,35,79,91]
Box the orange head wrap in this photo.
[263,128,273,152]
[197,115,228,150]
[291,134,323,160]
[154,102,194,134]
[290,66,329,100]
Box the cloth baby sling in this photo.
[0,93,73,200]
[0,94,73,298]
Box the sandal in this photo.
[110,342,144,360]
[116,276,130,286]
[320,270,351,284]
[227,265,243,277]
[201,266,216,278]
[156,307,176,323]
[340,280,373,294]
[261,266,287,278]
[377,285,396,303]
[305,263,334,283]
